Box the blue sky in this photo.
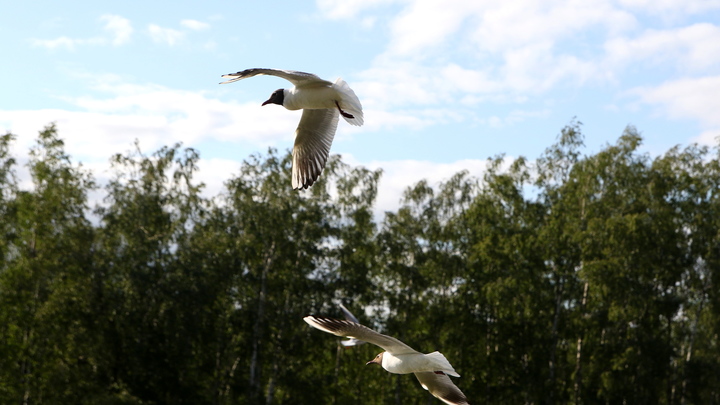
[2,0,720,213]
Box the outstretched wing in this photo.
[338,304,367,347]
[220,68,333,86]
[304,316,418,355]
[414,372,470,405]
[291,109,339,190]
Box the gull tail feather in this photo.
[334,78,364,126]
[425,351,460,377]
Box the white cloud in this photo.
[630,75,720,145]
[0,108,172,160]
[101,14,133,45]
[31,14,132,50]
[341,154,489,216]
[355,108,460,133]
[315,0,397,19]
[374,0,637,58]
[29,14,213,50]
[6,131,241,215]
[695,130,720,146]
[203,40,218,51]
[631,76,720,127]
[0,77,304,214]
[316,0,720,152]
[484,108,552,128]
[384,0,470,56]
[617,0,720,15]
[337,0,640,120]
[360,16,377,29]
[320,0,706,115]
[354,59,518,112]
[604,23,720,72]
[148,24,185,46]
[440,64,502,95]
[501,42,601,92]
[3,109,487,218]
[471,1,635,54]
[180,19,210,31]
[74,83,303,146]
[30,35,106,50]
[195,158,243,197]
[0,78,308,168]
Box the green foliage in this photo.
[0,122,718,404]
[0,124,97,404]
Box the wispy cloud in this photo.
[31,14,132,50]
[352,1,635,98]
[30,15,211,50]
[30,36,101,50]
[316,0,396,20]
[148,24,185,46]
[180,19,210,31]
[101,15,133,45]
[629,75,720,146]
[605,23,720,72]
[318,0,720,140]
[617,0,720,15]
[1,77,299,160]
[341,153,490,216]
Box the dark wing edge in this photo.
[414,372,470,405]
[338,304,366,347]
[303,315,417,354]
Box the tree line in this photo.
[0,122,718,404]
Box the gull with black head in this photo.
[220,68,363,190]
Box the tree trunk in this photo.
[574,281,589,404]
[395,374,402,405]
[267,285,293,405]
[549,272,564,405]
[680,297,703,405]
[266,359,279,405]
[249,241,276,402]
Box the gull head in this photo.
[262,89,285,106]
[366,352,384,366]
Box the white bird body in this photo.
[382,351,460,377]
[282,87,338,111]
[283,82,361,118]
[220,68,363,189]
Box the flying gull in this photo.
[304,315,470,405]
[220,68,363,190]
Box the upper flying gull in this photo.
[220,68,363,190]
